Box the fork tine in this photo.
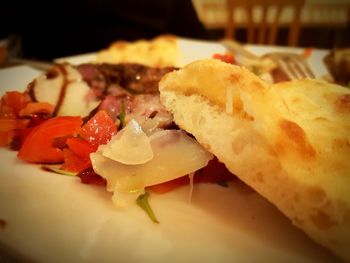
[274,57,297,80]
[287,55,314,79]
[264,53,315,81]
[222,41,316,82]
[284,56,303,79]
[297,56,315,79]
[289,56,306,79]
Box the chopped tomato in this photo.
[0,119,30,132]
[148,158,235,194]
[213,52,235,64]
[0,91,31,118]
[62,137,94,173]
[194,158,234,184]
[18,116,83,163]
[61,148,91,173]
[0,119,30,148]
[147,176,190,194]
[9,127,34,150]
[0,101,16,119]
[79,110,117,150]
[27,113,51,127]
[77,167,106,186]
[303,47,313,58]
[66,137,94,159]
[19,102,53,117]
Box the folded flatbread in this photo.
[159,59,350,261]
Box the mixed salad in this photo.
[0,62,234,222]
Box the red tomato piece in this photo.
[19,102,53,117]
[194,158,235,184]
[0,119,29,132]
[61,148,91,173]
[77,167,106,186]
[0,91,31,118]
[147,176,189,194]
[10,127,33,150]
[303,47,313,58]
[148,158,235,194]
[18,116,83,163]
[212,52,235,64]
[79,110,117,150]
[0,118,30,148]
[0,101,16,119]
[66,137,94,159]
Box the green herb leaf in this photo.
[118,99,126,129]
[136,192,159,224]
[42,166,77,176]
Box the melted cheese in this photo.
[101,119,153,165]
[90,126,213,207]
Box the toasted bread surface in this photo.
[159,59,350,261]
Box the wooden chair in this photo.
[225,0,305,46]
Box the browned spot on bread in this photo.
[233,94,243,112]
[232,94,254,121]
[306,186,327,205]
[229,73,242,84]
[310,210,337,230]
[278,119,316,159]
[333,138,350,149]
[256,172,264,183]
[292,193,300,203]
[336,94,350,113]
[251,80,266,91]
[292,96,301,103]
[294,217,305,226]
[343,209,350,224]
[0,219,7,229]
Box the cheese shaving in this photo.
[187,172,195,203]
[225,85,234,114]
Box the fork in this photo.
[221,39,315,81]
[262,52,315,80]
[8,57,53,71]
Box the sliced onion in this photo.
[90,129,213,207]
[101,119,154,165]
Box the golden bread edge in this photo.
[159,59,350,261]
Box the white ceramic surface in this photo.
[0,39,339,263]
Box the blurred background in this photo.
[193,0,350,48]
[0,0,349,62]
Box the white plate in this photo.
[55,38,228,66]
[0,65,41,95]
[0,39,338,263]
[245,44,330,79]
[56,38,330,80]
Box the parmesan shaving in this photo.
[226,85,234,114]
[102,119,154,165]
[90,129,213,207]
[187,172,195,203]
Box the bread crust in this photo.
[159,59,350,261]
